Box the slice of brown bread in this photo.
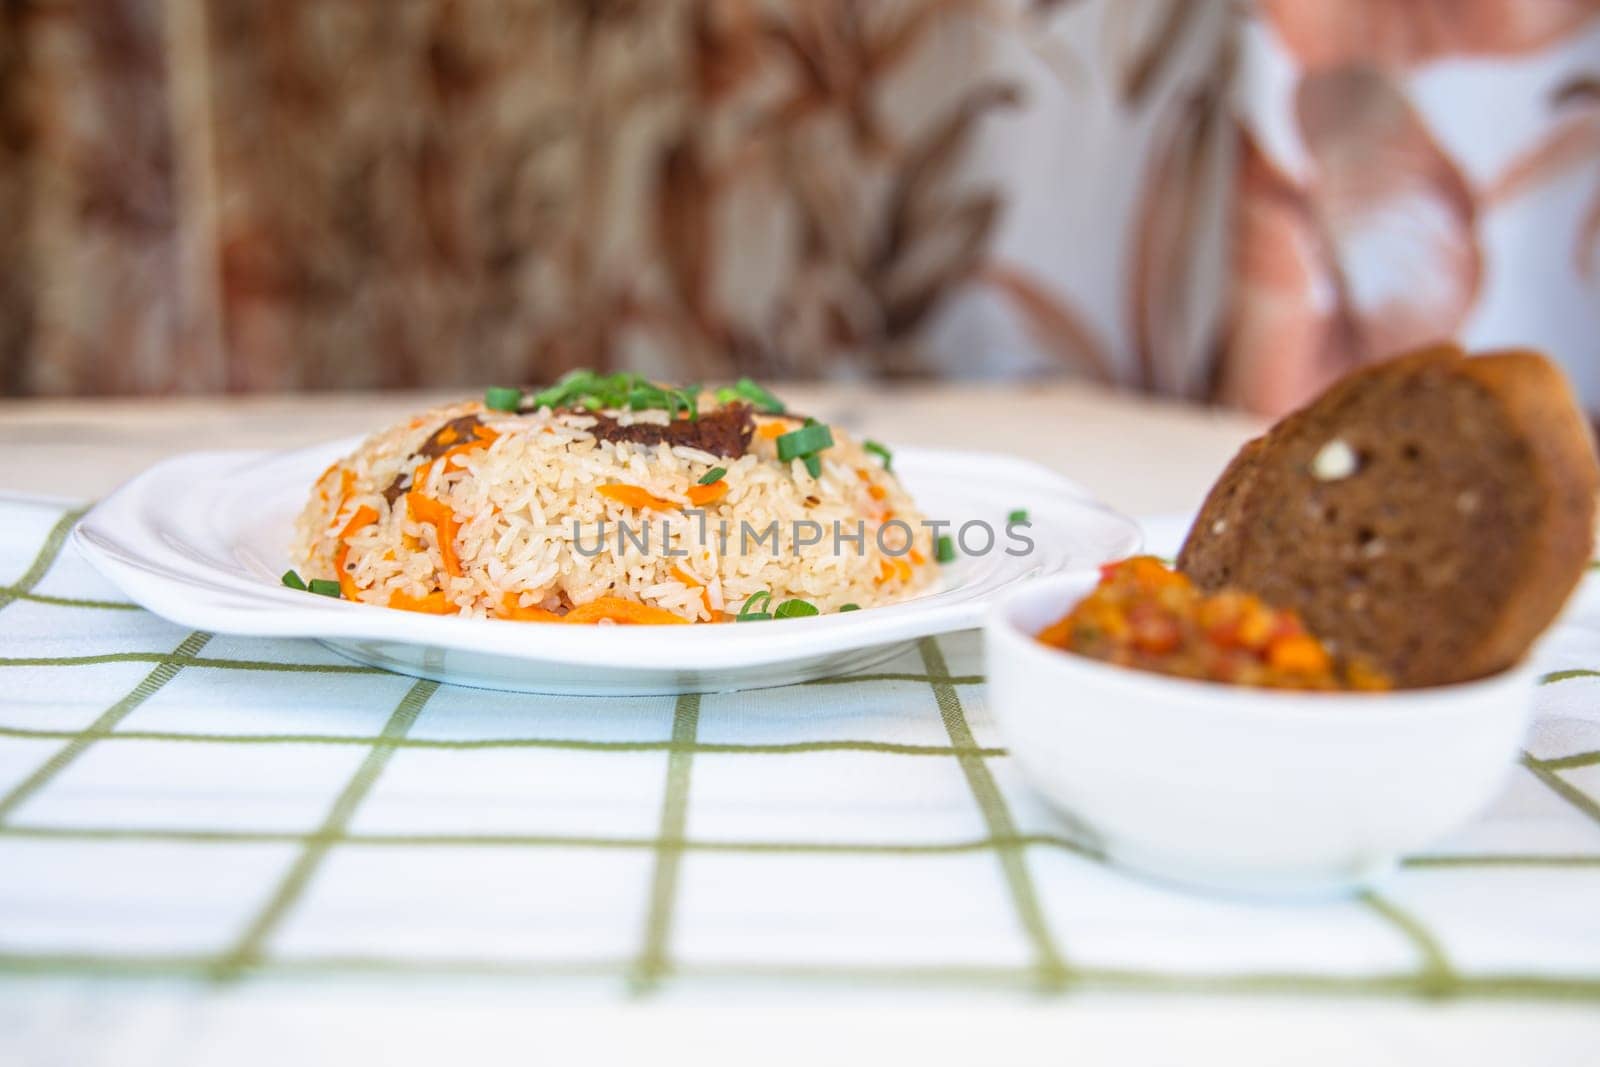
[1177,344,1598,688]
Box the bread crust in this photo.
[1178,345,1597,687]
[1453,350,1599,673]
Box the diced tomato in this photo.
[1267,634,1331,675]
[1127,602,1180,655]
[1034,555,1387,691]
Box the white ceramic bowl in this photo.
[985,574,1538,898]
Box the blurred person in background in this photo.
[1,0,1596,423]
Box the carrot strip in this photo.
[867,485,887,502]
[438,427,500,470]
[406,460,464,577]
[500,592,564,623]
[409,495,463,577]
[597,483,679,512]
[388,589,455,615]
[315,461,344,503]
[321,465,356,508]
[757,421,788,440]
[409,458,435,495]
[563,596,690,625]
[871,556,913,585]
[334,504,380,600]
[334,552,359,600]
[686,480,728,507]
[671,564,715,616]
[340,505,379,537]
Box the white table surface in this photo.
[2,383,1596,1067]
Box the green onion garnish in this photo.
[863,440,892,471]
[484,386,522,412]
[736,590,773,621]
[669,388,699,422]
[935,536,956,563]
[698,467,727,485]
[715,378,785,413]
[1008,508,1029,524]
[533,369,600,409]
[774,598,820,619]
[527,370,705,420]
[733,376,786,414]
[839,603,861,612]
[777,423,834,462]
[628,385,662,411]
[520,369,766,422]
[281,569,307,591]
[308,578,343,598]
[803,454,822,478]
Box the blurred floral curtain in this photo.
[1,1,1597,416]
[1230,0,1600,414]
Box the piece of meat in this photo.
[416,414,492,459]
[584,403,754,458]
[381,404,754,504]
[382,414,493,503]
[382,473,411,507]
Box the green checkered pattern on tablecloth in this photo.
[2,495,1598,999]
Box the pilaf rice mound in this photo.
[291,380,937,624]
